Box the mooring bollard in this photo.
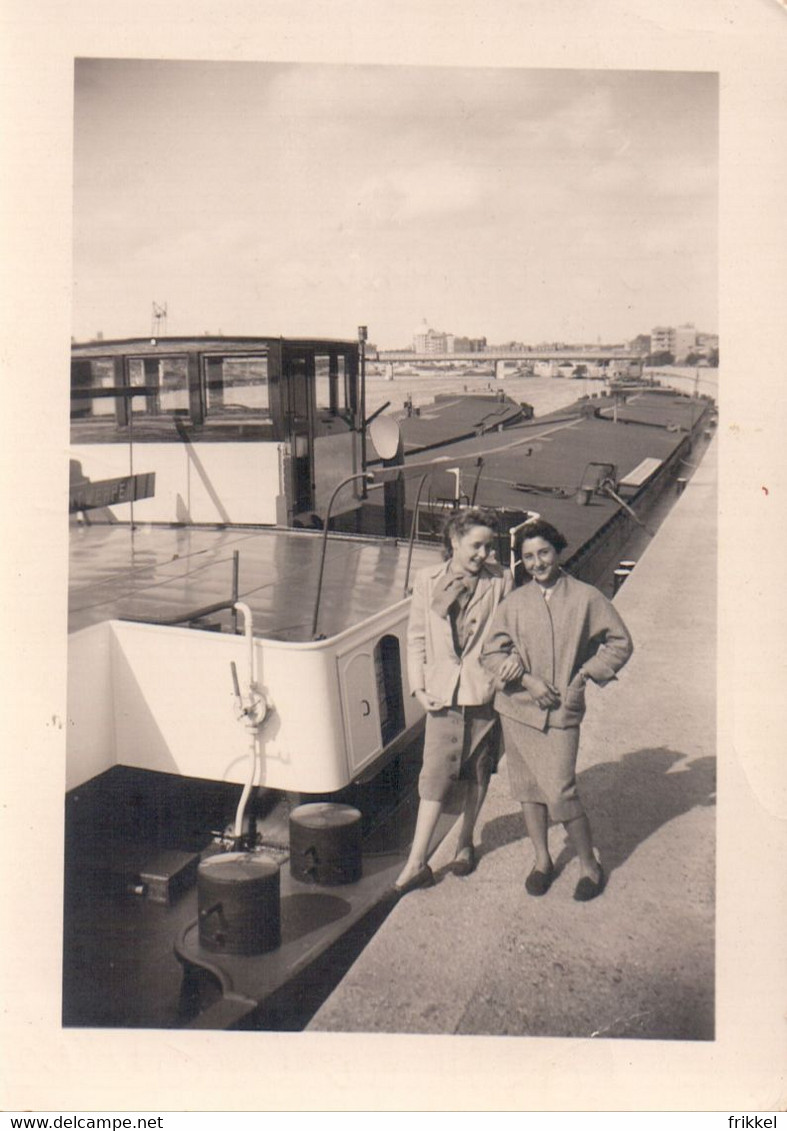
[613,568,631,594]
[197,852,281,955]
[289,803,363,886]
[676,477,687,496]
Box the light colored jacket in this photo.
[407,560,513,708]
[481,571,633,730]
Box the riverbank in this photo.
[309,436,717,1046]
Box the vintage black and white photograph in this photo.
[3,0,786,1115]
[63,58,718,1038]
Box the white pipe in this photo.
[232,602,264,845]
[234,601,256,691]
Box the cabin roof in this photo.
[71,335,359,358]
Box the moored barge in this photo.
[64,333,715,1030]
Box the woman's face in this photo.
[521,535,560,586]
[450,524,495,575]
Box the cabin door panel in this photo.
[338,650,383,775]
[284,352,315,516]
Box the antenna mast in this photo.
[151,301,168,338]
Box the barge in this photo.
[63,333,715,1030]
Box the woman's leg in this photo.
[563,813,601,881]
[397,708,453,886]
[521,801,551,872]
[455,713,497,859]
[455,779,487,853]
[395,798,443,886]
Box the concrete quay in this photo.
[308,437,717,1040]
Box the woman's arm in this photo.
[406,569,429,695]
[481,596,526,683]
[581,592,634,685]
[407,570,453,711]
[520,672,561,709]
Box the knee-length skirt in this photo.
[419,703,500,803]
[500,715,584,822]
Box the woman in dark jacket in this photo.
[482,518,633,901]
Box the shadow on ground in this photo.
[479,745,716,878]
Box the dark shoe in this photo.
[394,864,435,896]
[525,863,554,896]
[452,845,476,877]
[573,866,605,902]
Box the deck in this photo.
[68,525,443,640]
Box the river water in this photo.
[364,371,591,420]
[364,366,718,421]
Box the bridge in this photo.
[374,348,641,362]
[368,347,645,381]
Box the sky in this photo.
[72,61,718,349]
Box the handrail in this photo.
[120,596,235,628]
[363,401,391,429]
[402,473,430,597]
[311,471,374,639]
[401,458,490,594]
[231,602,268,847]
[119,551,241,629]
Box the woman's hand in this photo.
[415,689,443,713]
[522,674,561,710]
[496,655,525,684]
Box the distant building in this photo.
[650,326,674,355]
[413,320,455,354]
[534,341,567,352]
[649,323,704,362]
[453,336,487,352]
[673,324,698,361]
[696,332,718,359]
[487,340,527,352]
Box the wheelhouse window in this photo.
[315,352,354,427]
[128,355,189,416]
[70,358,118,419]
[203,353,271,420]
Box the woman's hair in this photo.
[441,507,499,558]
[518,517,567,555]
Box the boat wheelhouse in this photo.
[70,334,366,528]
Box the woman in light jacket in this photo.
[395,508,522,895]
[481,518,633,901]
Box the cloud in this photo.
[72,61,718,345]
[351,160,486,227]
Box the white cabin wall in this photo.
[253,641,350,791]
[70,442,281,525]
[108,622,352,791]
[66,601,423,794]
[66,622,117,790]
[175,442,281,525]
[111,624,250,781]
